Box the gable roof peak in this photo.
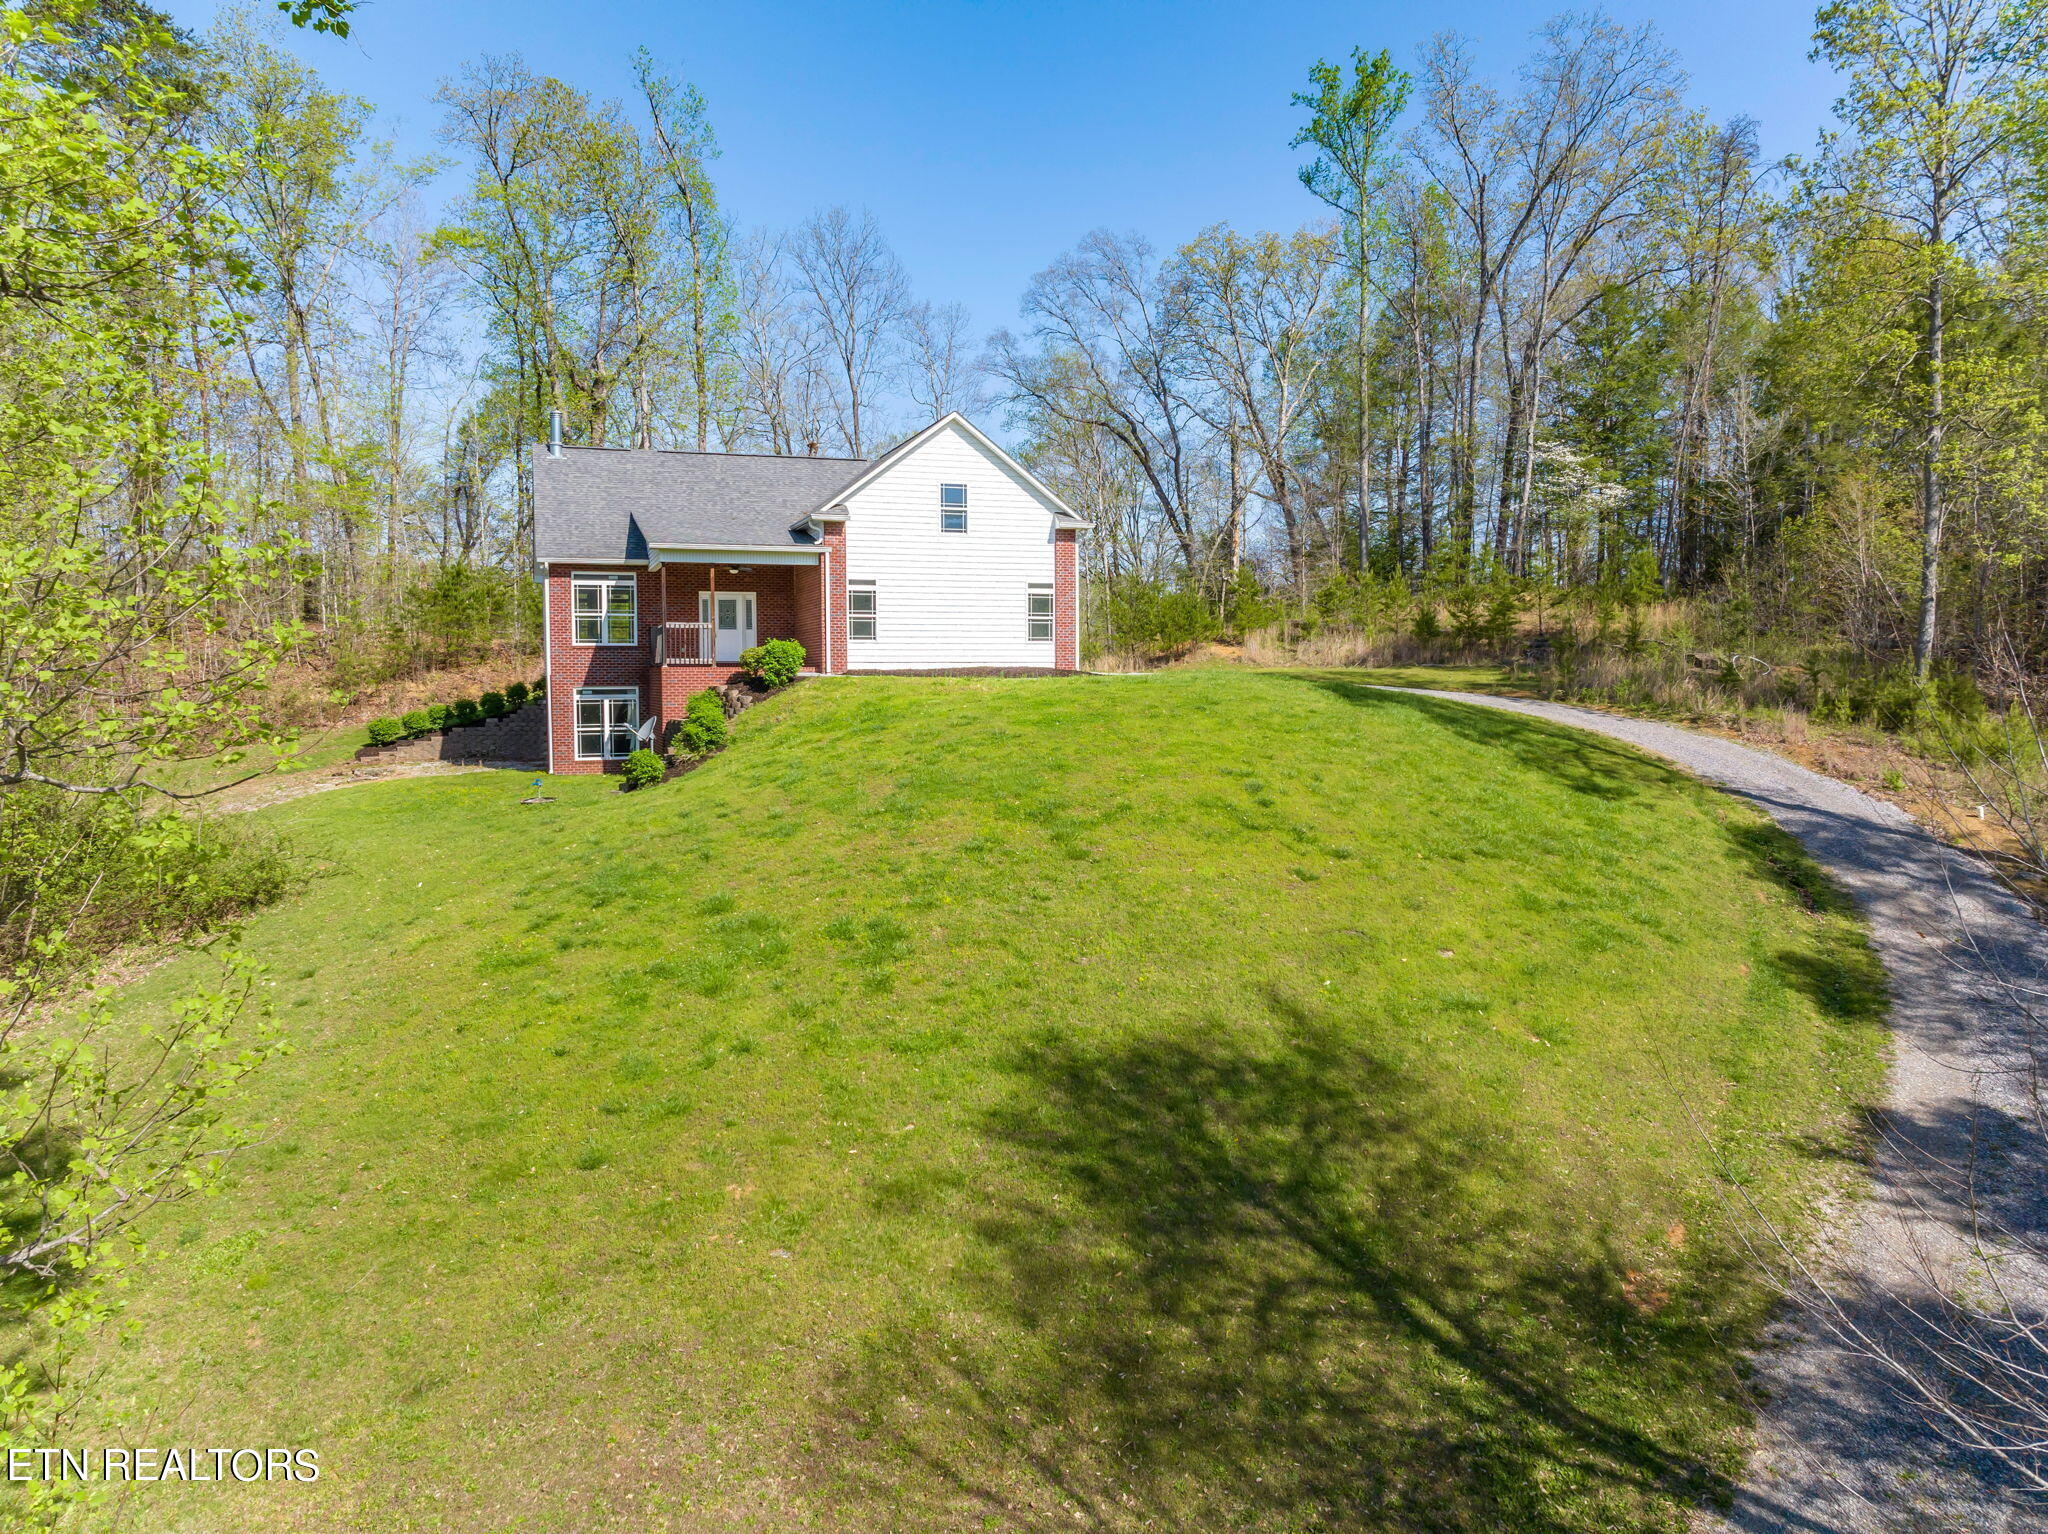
[804,413,1090,528]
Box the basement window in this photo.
[939,484,968,533]
[1027,585,1053,642]
[848,584,877,641]
[571,572,637,645]
[574,688,639,759]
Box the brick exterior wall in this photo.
[545,560,829,773]
[820,522,848,674]
[650,664,755,752]
[790,558,824,674]
[544,563,660,774]
[1053,527,1079,672]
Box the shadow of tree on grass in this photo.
[1308,676,1893,1036]
[1300,678,1657,803]
[1721,820,1892,1029]
[813,1001,1764,1532]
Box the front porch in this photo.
[644,557,820,662]
[642,555,827,749]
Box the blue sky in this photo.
[161,0,1844,341]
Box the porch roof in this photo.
[648,544,823,566]
[533,445,868,563]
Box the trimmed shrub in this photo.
[426,703,453,730]
[479,690,508,720]
[365,716,404,747]
[739,638,806,689]
[621,748,664,790]
[504,680,529,708]
[400,709,434,739]
[676,689,730,755]
[531,675,546,697]
[451,699,482,727]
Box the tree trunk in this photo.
[1914,250,1946,681]
[1356,245,1371,574]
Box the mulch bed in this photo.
[658,752,718,782]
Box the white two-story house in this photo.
[534,413,1089,772]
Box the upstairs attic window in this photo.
[572,572,636,644]
[939,483,968,532]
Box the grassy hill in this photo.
[72,670,1884,1533]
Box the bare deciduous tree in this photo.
[992,231,1215,571]
[787,206,909,454]
[902,298,986,421]
[1413,15,1679,564]
[1176,224,1342,593]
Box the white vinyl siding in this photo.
[841,423,1061,668]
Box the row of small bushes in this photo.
[366,678,544,748]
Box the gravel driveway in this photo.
[1392,689,2048,1533]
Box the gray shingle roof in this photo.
[532,446,869,563]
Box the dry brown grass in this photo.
[1089,627,1521,674]
[260,643,544,731]
[1231,628,1511,669]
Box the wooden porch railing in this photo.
[652,621,717,665]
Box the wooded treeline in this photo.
[1007,5,2048,683]
[142,7,993,687]
[14,0,2047,698]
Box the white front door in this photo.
[702,592,756,663]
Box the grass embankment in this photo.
[1349,660,2048,892]
[76,671,1883,1533]
[139,723,373,798]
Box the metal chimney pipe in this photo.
[548,409,564,457]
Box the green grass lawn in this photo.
[73,670,1883,1533]
[1338,662,1523,693]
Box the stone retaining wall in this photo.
[355,698,548,766]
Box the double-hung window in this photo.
[848,582,877,641]
[574,688,639,760]
[1027,584,1054,642]
[939,483,968,533]
[571,572,637,645]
